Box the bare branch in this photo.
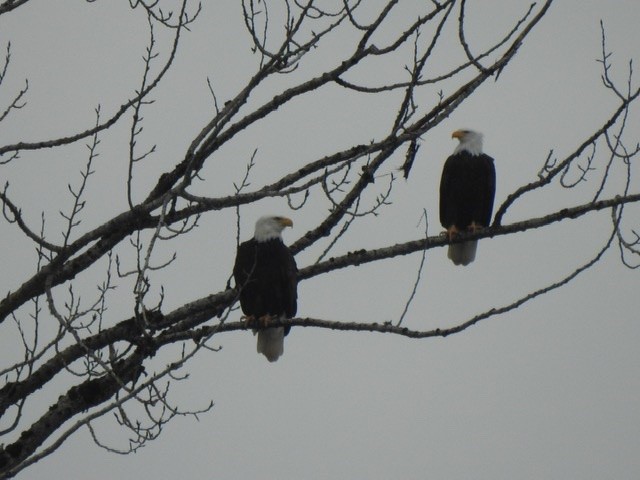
[0,0,189,158]
[0,0,32,16]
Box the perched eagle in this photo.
[439,129,496,266]
[233,216,297,362]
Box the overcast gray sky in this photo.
[1,1,639,479]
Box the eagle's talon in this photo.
[242,315,257,328]
[467,222,483,234]
[446,225,460,242]
[257,314,273,328]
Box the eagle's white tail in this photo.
[448,240,477,266]
[256,327,285,362]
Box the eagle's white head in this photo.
[452,129,484,156]
[254,215,293,242]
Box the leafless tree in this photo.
[0,1,638,477]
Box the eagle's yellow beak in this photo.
[451,130,465,140]
[278,217,293,228]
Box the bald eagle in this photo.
[439,129,496,266]
[233,216,297,362]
